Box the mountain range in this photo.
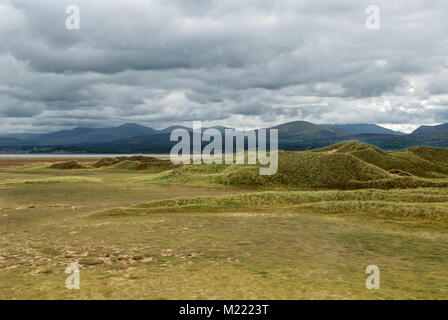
[0,121,447,153]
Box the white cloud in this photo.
[0,0,447,133]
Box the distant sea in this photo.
[0,154,171,158]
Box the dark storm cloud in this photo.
[0,0,448,134]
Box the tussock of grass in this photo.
[79,258,104,266]
[1,176,102,185]
[49,161,84,169]
[93,156,175,172]
[88,188,448,222]
[301,201,448,222]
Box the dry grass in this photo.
[88,188,448,225]
[1,146,448,300]
[1,176,102,185]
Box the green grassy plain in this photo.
[1,144,447,300]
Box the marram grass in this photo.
[1,176,102,185]
[88,188,448,224]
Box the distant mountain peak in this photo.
[412,123,448,135]
[119,123,145,128]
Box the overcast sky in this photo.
[0,0,447,134]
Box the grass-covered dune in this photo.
[44,156,176,173]
[88,188,448,224]
[408,146,448,166]
[93,156,175,172]
[151,141,448,190]
[49,160,84,169]
[315,141,448,178]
